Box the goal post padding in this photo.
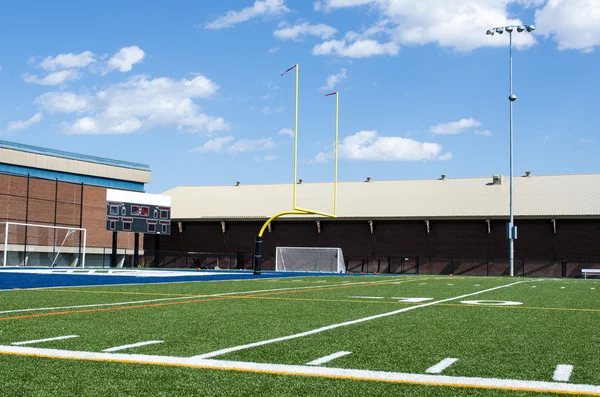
[0,222,87,267]
[275,247,345,273]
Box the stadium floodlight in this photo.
[486,23,534,277]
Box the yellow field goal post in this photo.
[253,63,339,274]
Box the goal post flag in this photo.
[0,222,87,267]
[276,247,346,273]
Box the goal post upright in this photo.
[253,64,340,275]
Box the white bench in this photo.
[582,269,600,279]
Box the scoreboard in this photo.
[105,189,171,235]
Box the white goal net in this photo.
[0,222,87,267]
[275,247,345,273]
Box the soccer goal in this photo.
[0,222,87,267]
[275,247,346,273]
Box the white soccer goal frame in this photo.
[1,222,87,268]
[275,246,346,273]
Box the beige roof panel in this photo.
[162,174,600,220]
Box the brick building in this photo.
[0,140,150,267]
[147,174,600,277]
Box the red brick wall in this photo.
[145,218,600,272]
[0,173,138,249]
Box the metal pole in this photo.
[509,31,515,277]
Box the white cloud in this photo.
[105,46,145,73]
[41,74,228,135]
[314,0,376,11]
[25,46,144,87]
[535,0,600,52]
[579,138,594,143]
[274,22,337,41]
[6,112,43,132]
[279,127,294,137]
[314,0,538,52]
[475,129,493,137]
[261,105,285,115]
[23,69,80,86]
[439,151,453,160]
[430,118,482,134]
[39,51,95,71]
[205,0,290,29]
[320,68,347,91]
[314,130,446,161]
[190,137,276,154]
[34,92,89,113]
[255,154,280,162]
[313,39,399,58]
[268,47,280,53]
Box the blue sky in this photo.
[0,0,598,194]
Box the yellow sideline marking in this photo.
[0,350,598,396]
[0,279,420,321]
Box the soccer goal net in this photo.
[275,247,346,273]
[0,222,87,267]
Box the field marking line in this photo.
[306,351,352,366]
[32,289,199,297]
[1,346,600,396]
[11,335,79,346]
[192,280,530,359]
[425,358,459,374]
[0,278,419,320]
[246,296,600,314]
[102,340,164,353]
[1,274,415,292]
[553,365,574,382]
[347,296,385,299]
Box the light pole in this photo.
[486,24,535,277]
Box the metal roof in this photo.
[0,140,150,170]
[162,174,600,220]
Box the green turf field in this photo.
[1,275,599,396]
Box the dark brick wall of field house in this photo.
[144,217,600,277]
[0,172,139,250]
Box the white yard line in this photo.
[11,335,79,346]
[193,280,530,360]
[347,296,385,299]
[306,351,352,366]
[0,278,403,315]
[553,365,574,382]
[102,340,164,352]
[425,358,459,374]
[0,346,599,395]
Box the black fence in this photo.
[88,249,600,278]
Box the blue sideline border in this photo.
[0,268,386,290]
